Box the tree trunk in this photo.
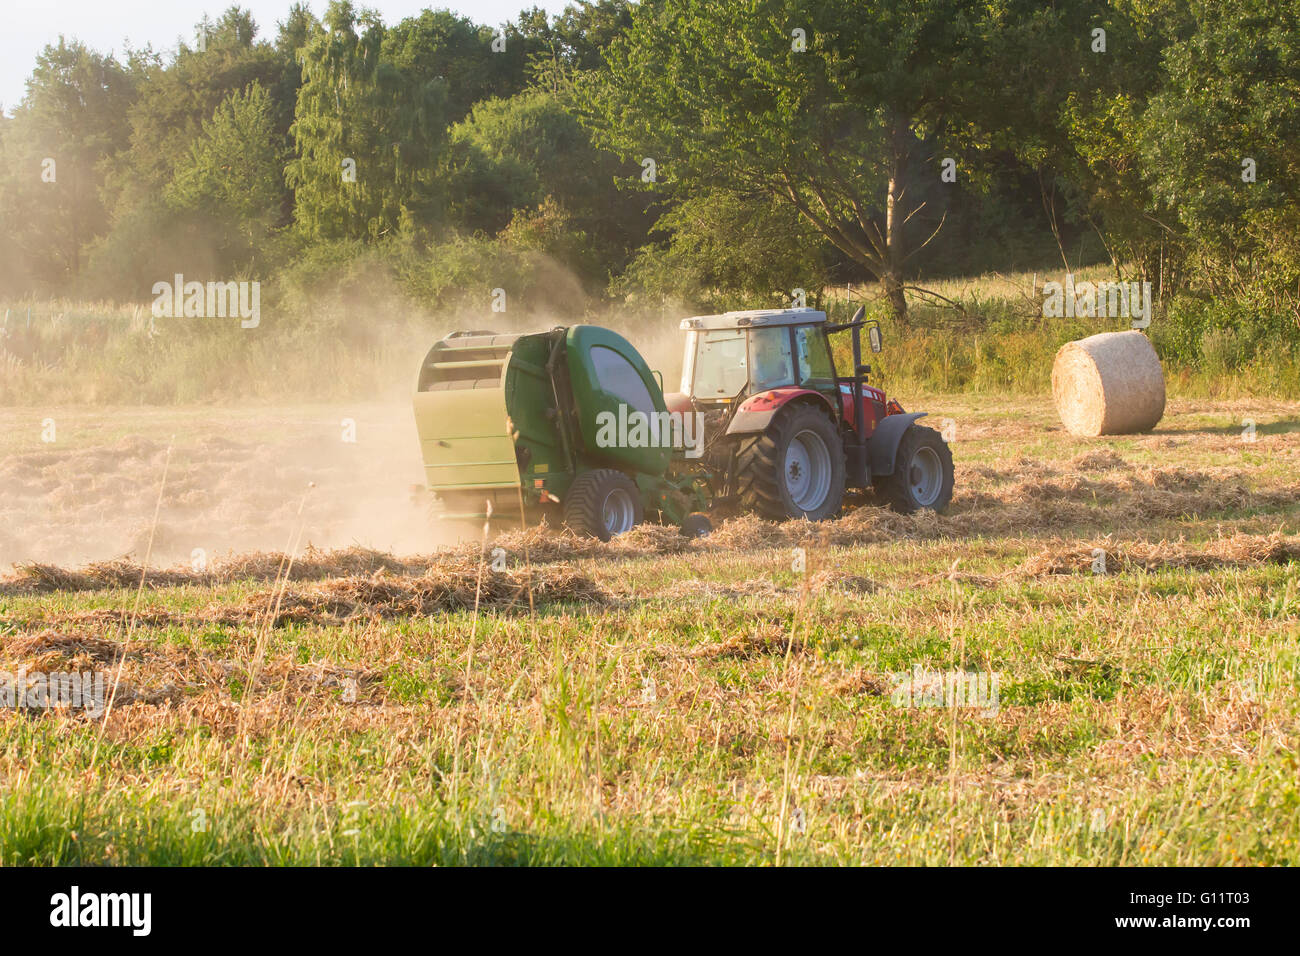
[883,116,908,323]
[882,271,907,320]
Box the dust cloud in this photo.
[0,403,468,569]
[0,251,701,571]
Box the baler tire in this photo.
[563,469,644,541]
[679,512,713,538]
[736,404,845,521]
[875,425,954,514]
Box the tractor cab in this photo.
[680,308,837,405]
[678,307,883,409]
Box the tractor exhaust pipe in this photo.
[849,306,869,487]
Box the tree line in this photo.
[0,0,1296,342]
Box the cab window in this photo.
[748,327,795,391]
[692,330,749,398]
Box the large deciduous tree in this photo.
[0,38,134,290]
[579,0,1005,320]
[997,0,1189,286]
[117,8,299,202]
[286,0,447,241]
[1139,0,1300,313]
[383,8,537,124]
[165,82,286,265]
[444,89,649,279]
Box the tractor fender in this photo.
[867,412,927,477]
[724,387,837,437]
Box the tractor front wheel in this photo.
[563,469,644,541]
[876,425,954,513]
[737,404,845,521]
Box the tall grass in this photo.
[825,283,1300,400]
[5,275,1300,404]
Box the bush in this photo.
[1157,296,1300,367]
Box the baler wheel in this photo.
[679,512,713,537]
[562,469,644,541]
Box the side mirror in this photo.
[868,323,883,353]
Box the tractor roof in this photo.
[679,308,826,331]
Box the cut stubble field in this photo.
[1,395,1298,865]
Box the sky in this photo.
[1,0,573,113]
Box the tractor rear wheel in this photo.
[876,425,954,513]
[736,404,845,521]
[563,469,644,541]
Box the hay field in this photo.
[1,396,1299,865]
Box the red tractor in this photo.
[668,306,954,520]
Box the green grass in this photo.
[3,562,1297,865]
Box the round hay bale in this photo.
[1052,331,1165,437]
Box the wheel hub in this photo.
[907,446,943,507]
[783,429,832,512]
[601,487,636,535]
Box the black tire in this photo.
[562,469,644,541]
[876,425,954,514]
[679,512,713,537]
[736,403,845,521]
